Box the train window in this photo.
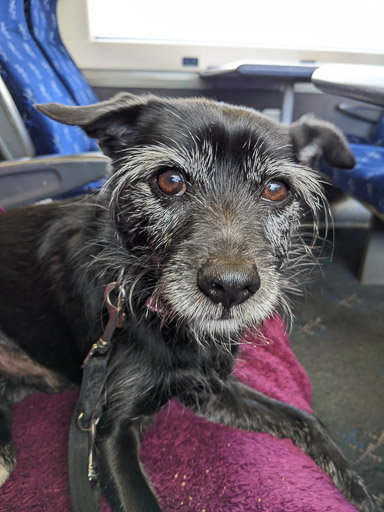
[88,0,384,54]
[59,0,384,76]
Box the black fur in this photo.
[0,94,375,511]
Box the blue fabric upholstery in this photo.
[322,143,384,214]
[346,114,384,147]
[371,114,384,146]
[0,0,97,155]
[25,0,99,106]
[322,109,384,214]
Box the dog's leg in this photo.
[0,377,37,487]
[99,418,163,512]
[0,336,74,489]
[182,377,376,512]
[0,394,16,486]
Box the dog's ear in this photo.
[288,115,355,169]
[36,93,154,157]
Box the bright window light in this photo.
[88,0,384,53]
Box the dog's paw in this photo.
[0,442,16,486]
[344,470,377,512]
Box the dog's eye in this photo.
[157,169,186,196]
[261,180,289,202]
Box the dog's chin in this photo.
[146,294,270,338]
[188,317,247,338]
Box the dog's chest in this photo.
[110,330,236,417]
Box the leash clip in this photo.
[77,413,100,482]
[83,270,126,366]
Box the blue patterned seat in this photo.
[317,83,384,282]
[312,65,384,216]
[25,0,99,107]
[0,0,107,209]
[347,114,384,148]
[322,108,384,215]
[370,114,384,148]
[0,0,97,155]
[322,113,384,214]
[322,143,384,214]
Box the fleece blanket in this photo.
[0,314,358,511]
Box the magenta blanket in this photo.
[0,314,358,511]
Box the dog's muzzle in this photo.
[197,262,261,310]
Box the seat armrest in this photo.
[0,77,35,160]
[0,152,109,209]
[312,64,384,107]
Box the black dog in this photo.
[0,93,375,511]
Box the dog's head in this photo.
[37,94,354,339]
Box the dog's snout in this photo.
[198,263,261,309]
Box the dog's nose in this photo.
[197,263,261,309]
